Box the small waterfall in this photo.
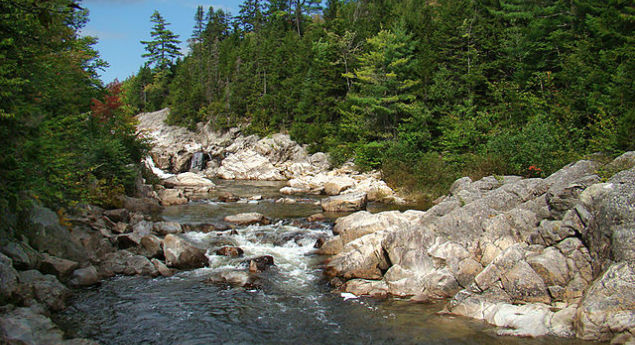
[144,156,174,179]
[190,152,205,172]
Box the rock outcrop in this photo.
[137,109,409,205]
[324,153,635,344]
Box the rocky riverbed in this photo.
[0,109,632,344]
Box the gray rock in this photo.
[321,192,368,212]
[0,306,65,345]
[100,250,158,277]
[23,205,88,263]
[326,232,388,280]
[103,208,129,223]
[39,254,79,281]
[121,196,163,215]
[153,221,182,236]
[0,253,19,304]
[17,270,70,311]
[0,242,41,270]
[162,234,208,269]
[575,262,635,342]
[343,279,389,297]
[140,235,163,258]
[151,258,174,277]
[68,265,99,287]
[157,188,188,206]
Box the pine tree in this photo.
[140,11,182,70]
[191,6,205,44]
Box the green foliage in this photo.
[118,0,632,203]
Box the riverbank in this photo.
[1,108,632,344]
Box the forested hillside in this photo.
[0,0,148,212]
[125,0,633,202]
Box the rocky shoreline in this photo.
[323,152,635,344]
[1,108,632,344]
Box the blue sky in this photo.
[81,0,242,84]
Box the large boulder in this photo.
[0,242,41,271]
[324,176,355,196]
[575,262,635,342]
[321,192,368,212]
[121,196,163,215]
[162,234,208,269]
[17,270,70,311]
[217,149,285,180]
[23,205,88,263]
[0,306,100,345]
[157,188,188,206]
[39,253,79,281]
[99,250,158,277]
[163,172,215,188]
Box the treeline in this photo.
[125,0,633,202]
[0,0,149,212]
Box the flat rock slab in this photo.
[224,212,270,225]
[163,172,215,188]
[321,192,368,212]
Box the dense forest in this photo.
[0,0,633,213]
[0,0,149,213]
[125,0,633,202]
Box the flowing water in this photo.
[55,181,602,345]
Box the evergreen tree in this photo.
[141,11,182,69]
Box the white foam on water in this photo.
[144,156,174,179]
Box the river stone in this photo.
[140,235,163,258]
[224,212,269,225]
[100,250,158,277]
[157,188,188,206]
[218,191,239,202]
[163,172,215,188]
[163,234,208,269]
[324,176,355,195]
[246,255,275,272]
[0,306,65,345]
[0,242,41,270]
[103,208,129,223]
[343,279,389,297]
[0,253,19,304]
[23,205,88,263]
[68,265,99,287]
[121,196,163,215]
[151,259,174,277]
[153,221,182,236]
[17,270,70,311]
[207,270,260,288]
[321,192,368,212]
[39,253,79,281]
[215,246,244,257]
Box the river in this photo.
[54,181,601,345]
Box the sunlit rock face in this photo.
[326,153,635,343]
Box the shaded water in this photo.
[56,181,602,345]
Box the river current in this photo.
[55,181,600,345]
